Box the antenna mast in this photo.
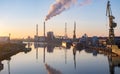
[73,21,76,40]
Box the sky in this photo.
[0,0,120,39]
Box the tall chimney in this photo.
[44,22,46,37]
[36,24,38,36]
[65,23,67,38]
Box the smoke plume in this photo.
[79,0,92,6]
[45,0,77,21]
[45,0,92,21]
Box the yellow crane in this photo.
[106,0,120,55]
[106,0,117,45]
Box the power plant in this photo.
[0,0,120,74]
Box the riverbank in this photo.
[0,43,26,61]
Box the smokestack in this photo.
[65,22,67,38]
[45,0,77,21]
[44,22,46,37]
[43,22,46,63]
[36,24,38,36]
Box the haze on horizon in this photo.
[0,0,120,39]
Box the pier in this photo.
[88,46,118,56]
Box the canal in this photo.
[0,42,120,74]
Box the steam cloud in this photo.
[79,0,92,6]
[45,0,92,21]
[45,0,77,21]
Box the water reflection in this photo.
[0,62,3,72]
[0,42,120,74]
[34,42,46,62]
[108,55,120,74]
[34,42,47,48]
[0,42,31,73]
[44,45,46,63]
[34,42,120,74]
[47,44,55,53]
[73,48,76,69]
[73,45,120,74]
[7,59,11,74]
[34,42,61,63]
[64,48,67,64]
[36,46,38,60]
[45,63,62,74]
[0,58,11,74]
[34,42,60,53]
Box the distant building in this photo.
[34,36,46,42]
[79,34,88,46]
[91,36,99,46]
[0,36,10,43]
[47,31,55,41]
[34,35,39,42]
[34,42,47,48]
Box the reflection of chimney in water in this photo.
[43,46,46,63]
[73,48,76,69]
[7,60,10,74]
[36,47,38,60]
[65,49,67,64]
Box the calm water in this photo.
[0,42,120,74]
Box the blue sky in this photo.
[0,0,120,38]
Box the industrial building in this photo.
[0,36,10,43]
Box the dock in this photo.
[88,46,120,56]
[111,45,120,56]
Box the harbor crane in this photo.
[106,0,117,45]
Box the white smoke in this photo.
[45,0,77,21]
[79,0,92,6]
[45,0,92,21]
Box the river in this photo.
[0,42,120,74]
